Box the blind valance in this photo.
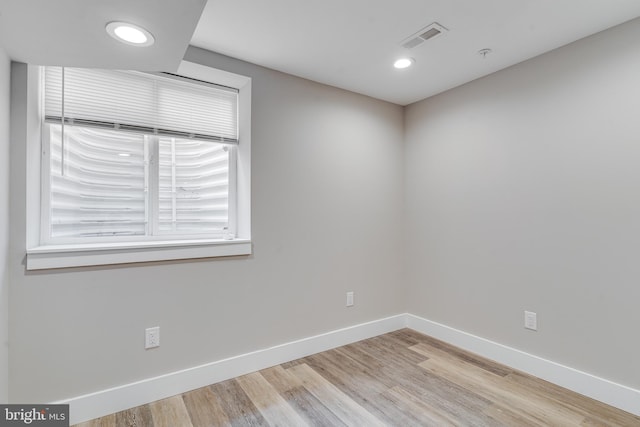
[44,67,239,144]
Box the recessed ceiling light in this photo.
[394,58,414,69]
[106,21,155,47]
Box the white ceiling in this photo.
[192,0,640,105]
[1,1,640,105]
[0,0,207,71]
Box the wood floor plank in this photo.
[301,348,407,425]
[410,340,512,377]
[279,359,304,370]
[338,338,499,425]
[182,385,232,427]
[148,395,193,427]
[415,343,640,426]
[262,364,346,426]
[325,338,500,425]
[259,365,302,393]
[279,386,348,427]
[74,414,116,427]
[393,370,501,426]
[306,359,405,425]
[288,363,386,427]
[302,345,494,425]
[381,385,459,426]
[385,328,423,346]
[306,349,389,396]
[395,327,428,340]
[209,379,268,426]
[361,334,428,366]
[236,371,309,427]
[115,405,153,427]
[581,417,617,426]
[419,356,587,425]
[505,370,640,426]
[483,403,545,427]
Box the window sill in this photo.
[26,239,252,270]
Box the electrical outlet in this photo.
[145,326,160,349]
[346,291,354,307]
[524,311,537,331]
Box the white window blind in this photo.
[44,67,238,143]
[48,125,148,239]
[41,66,238,244]
[46,125,231,240]
[158,137,230,234]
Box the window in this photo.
[26,62,252,269]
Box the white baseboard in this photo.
[406,314,640,417]
[60,313,640,424]
[59,314,407,425]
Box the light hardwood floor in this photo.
[74,329,640,426]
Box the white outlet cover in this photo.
[145,326,160,349]
[346,292,354,307]
[524,311,537,331]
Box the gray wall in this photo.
[405,18,640,389]
[9,16,640,405]
[8,48,405,402]
[0,47,10,403]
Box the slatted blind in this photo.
[43,67,236,242]
[48,125,148,238]
[44,67,238,143]
[158,137,230,233]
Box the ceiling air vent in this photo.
[401,22,448,49]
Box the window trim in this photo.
[26,239,252,270]
[26,61,252,270]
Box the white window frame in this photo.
[26,61,252,270]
